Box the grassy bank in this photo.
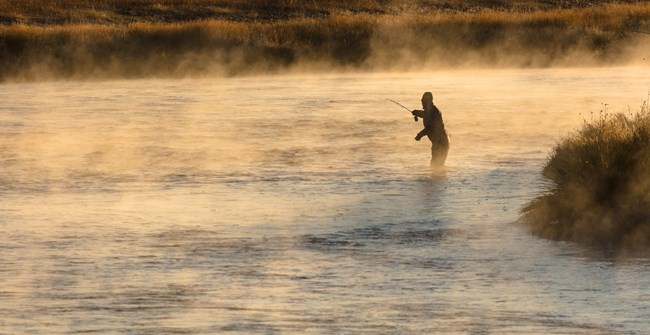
[1,1,650,81]
[521,101,650,250]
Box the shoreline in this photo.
[1,1,649,82]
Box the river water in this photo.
[1,68,649,334]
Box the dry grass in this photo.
[1,1,649,81]
[1,0,647,25]
[521,101,650,249]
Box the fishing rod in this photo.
[387,98,419,121]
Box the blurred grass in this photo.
[521,101,650,249]
[1,0,649,81]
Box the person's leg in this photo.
[430,144,448,166]
[429,135,449,166]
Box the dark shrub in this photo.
[521,101,650,249]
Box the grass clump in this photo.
[521,101,650,249]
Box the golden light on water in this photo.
[1,68,649,333]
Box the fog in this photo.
[368,24,650,71]
[3,67,648,187]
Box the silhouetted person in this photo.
[411,92,449,166]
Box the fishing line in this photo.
[347,76,420,127]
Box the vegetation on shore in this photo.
[521,101,650,249]
[1,0,649,81]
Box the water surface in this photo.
[1,68,649,334]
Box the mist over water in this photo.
[1,68,650,334]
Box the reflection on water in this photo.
[1,68,649,334]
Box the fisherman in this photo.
[411,92,449,166]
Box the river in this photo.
[1,67,649,334]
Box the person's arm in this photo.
[411,110,424,118]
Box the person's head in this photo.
[421,92,433,107]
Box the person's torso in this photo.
[424,104,443,130]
